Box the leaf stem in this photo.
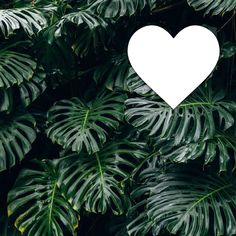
[95,153,105,194]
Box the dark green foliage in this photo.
[8,160,79,236]
[158,132,236,172]
[0,8,47,38]
[128,166,236,236]
[125,88,236,144]
[59,140,147,214]
[46,91,126,154]
[0,0,236,236]
[87,0,157,18]
[0,113,36,172]
[187,0,236,15]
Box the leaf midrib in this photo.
[82,109,90,131]
[95,152,105,195]
[181,183,232,219]
[48,181,57,232]
[179,102,212,107]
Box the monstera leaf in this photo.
[0,49,37,89]
[127,68,154,96]
[187,0,236,15]
[93,52,131,91]
[158,132,236,172]
[8,160,79,236]
[93,51,152,94]
[128,166,236,236]
[0,69,46,112]
[47,91,126,154]
[221,42,236,59]
[56,9,108,56]
[0,113,36,172]
[0,8,47,38]
[13,0,56,7]
[125,88,236,145]
[87,0,157,18]
[59,140,147,214]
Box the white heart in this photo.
[128,25,220,109]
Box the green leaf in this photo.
[128,167,236,236]
[0,113,36,172]
[47,91,126,154]
[0,50,37,89]
[59,140,147,214]
[87,0,157,18]
[221,42,236,59]
[8,159,79,236]
[0,8,47,38]
[93,51,153,94]
[187,0,236,15]
[127,68,154,96]
[125,87,236,145]
[13,0,56,8]
[159,132,236,172]
[56,9,108,56]
[0,69,46,113]
[93,52,131,91]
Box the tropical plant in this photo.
[128,165,236,236]
[0,0,236,236]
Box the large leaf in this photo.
[56,9,108,56]
[0,113,36,172]
[125,88,236,145]
[47,91,126,154]
[128,166,236,236]
[0,69,46,113]
[0,8,47,38]
[187,0,236,15]
[0,50,37,89]
[158,132,236,172]
[87,0,157,18]
[8,160,79,236]
[59,140,147,214]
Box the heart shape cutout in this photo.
[128,25,220,109]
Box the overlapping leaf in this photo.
[93,51,153,94]
[125,88,236,144]
[0,50,37,89]
[0,69,46,112]
[59,140,147,214]
[128,167,236,236]
[8,160,79,236]
[0,8,47,38]
[93,52,131,90]
[47,91,126,154]
[187,0,236,15]
[87,0,157,18]
[0,113,36,172]
[158,133,236,172]
[56,9,108,56]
